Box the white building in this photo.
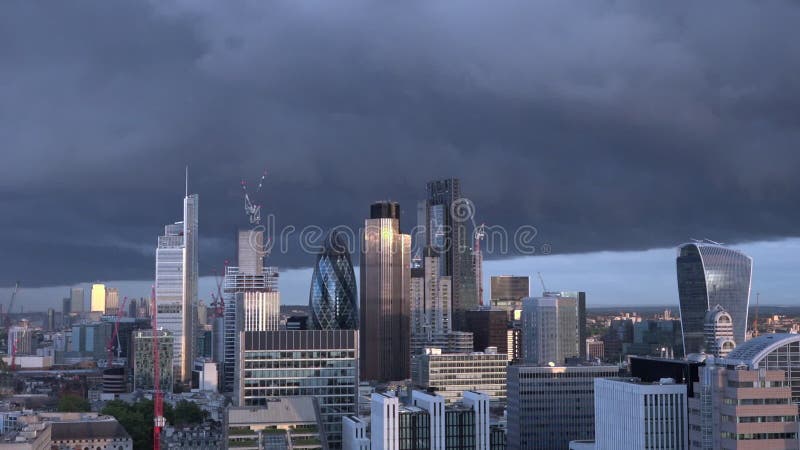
[154,191,198,384]
[703,304,736,357]
[522,295,579,366]
[371,392,400,450]
[192,358,218,392]
[342,416,370,450]
[594,378,687,450]
[412,347,507,404]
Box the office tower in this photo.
[90,284,106,312]
[723,333,800,403]
[46,308,55,332]
[223,229,279,393]
[465,308,508,354]
[154,190,198,384]
[69,322,113,358]
[423,178,477,331]
[133,329,174,392]
[703,304,736,358]
[507,364,619,450]
[309,230,358,330]
[560,291,587,359]
[585,338,605,361]
[7,323,32,356]
[594,378,688,450]
[688,362,798,449]
[629,356,703,398]
[626,319,683,359]
[62,297,71,317]
[676,242,752,354]
[360,390,492,450]
[410,248,453,355]
[70,287,85,313]
[522,295,579,365]
[360,201,411,382]
[412,347,507,404]
[490,276,529,313]
[104,287,119,315]
[237,330,358,449]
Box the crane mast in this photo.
[151,287,165,450]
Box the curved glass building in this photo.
[676,242,752,355]
[309,230,358,330]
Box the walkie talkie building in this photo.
[309,230,359,330]
[676,242,752,355]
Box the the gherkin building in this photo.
[309,230,358,330]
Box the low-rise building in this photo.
[226,397,322,450]
[412,347,507,404]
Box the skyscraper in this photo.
[423,178,477,331]
[104,287,119,315]
[676,242,752,355]
[522,295,579,365]
[90,284,106,312]
[490,276,529,314]
[154,191,198,384]
[70,287,84,313]
[360,201,411,382]
[410,247,452,355]
[309,230,358,330]
[222,229,279,393]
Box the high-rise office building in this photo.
[222,229,279,393]
[465,308,508,354]
[62,297,71,316]
[309,230,358,330]
[104,287,119,315]
[703,304,736,358]
[7,323,32,356]
[410,248,454,355]
[490,276,529,313]
[237,330,358,449]
[522,295,579,365]
[594,378,688,450]
[422,178,477,331]
[412,347,507,404]
[507,364,619,450]
[559,291,587,359]
[154,191,198,384]
[688,361,798,449]
[133,329,174,392]
[70,287,84,313]
[676,242,752,355]
[360,201,411,382]
[90,284,106,312]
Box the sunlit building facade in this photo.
[676,242,752,355]
[90,284,106,312]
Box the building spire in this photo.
[185,165,189,197]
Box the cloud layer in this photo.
[2,0,799,286]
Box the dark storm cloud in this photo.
[1,0,800,286]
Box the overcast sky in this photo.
[2,1,799,308]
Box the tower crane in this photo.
[106,297,129,367]
[241,169,267,225]
[474,224,485,306]
[2,282,20,328]
[537,272,548,295]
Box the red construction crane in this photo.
[151,287,165,450]
[106,297,129,367]
[209,261,228,319]
[2,282,20,329]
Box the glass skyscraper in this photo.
[309,230,358,330]
[676,242,752,355]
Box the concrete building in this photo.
[104,287,120,315]
[0,413,132,450]
[342,416,370,450]
[360,201,411,382]
[8,323,32,356]
[522,295,579,365]
[192,358,218,392]
[70,287,84,313]
[412,347,507,404]
[237,330,358,449]
[133,329,174,392]
[154,190,199,384]
[226,398,322,450]
[507,365,619,450]
[703,304,736,358]
[721,333,800,402]
[586,338,605,361]
[351,390,492,450]
[688,360,798,449]
[594,378,688,450]
[490,276,529,315]
[90,283,106,313]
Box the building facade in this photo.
[594,378,688,450]
[133,329,174,392]
[490,276,529,314]
[423,178,477,331]
[465,308,508,354]
[507,365,619,450]
[522,296,579,366]
[412,348,507,404]
[360,201,411,382]
[90,283,106,312]
[70,287,84,313]
[237,330,358,449]
[154,191,198,383]
[676,242,752,355]
[703,305,736,358]
[310,230,358,330]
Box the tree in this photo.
[102,399,177,449]
[57,394,90,412]
[173,400,207,426]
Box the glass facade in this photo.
[399,410,431,450]
[676,243,752,355]
[310,230,358,330]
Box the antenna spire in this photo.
[185,165,189,197]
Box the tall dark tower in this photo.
[423,178,477,331]
[309,230,358,330]
[360,201,411,381]
[676,242,752,355]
